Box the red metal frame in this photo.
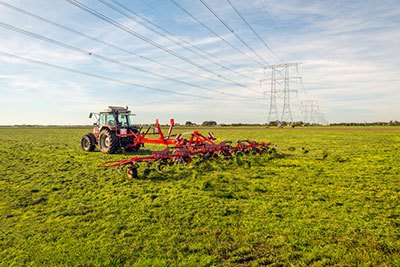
[111,118,217,148]
[98,138,271,178]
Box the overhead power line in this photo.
[0,51,266,102]
[0,0,250,88]
[225,0,283,63]
[100,0,255,82]
[0,21,262,99]
[168,0,264,67]
[64,0,260,93]
[199,0,269,66]
[0,51,217,99]
[257,0,282,35]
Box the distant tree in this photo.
[202,120,217,126]
[268,120,279,126]
[292,121,303,127]
[329,121,398,126]
[185,121,195,126]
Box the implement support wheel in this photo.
[127,167,138,179]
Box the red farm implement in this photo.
[98,139,271,178]
[82,106,271,178]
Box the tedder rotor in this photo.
[98,139,271,179]
[82,106,272,178]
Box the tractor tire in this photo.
[81,133,96,152]
[99,129,120,154]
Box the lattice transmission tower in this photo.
[301,100,327,125]
[266,64,278,122]
[262,63,301,125]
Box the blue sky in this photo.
[0,0,399,125]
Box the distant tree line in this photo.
[267,120,400,127]
[267,121,304,127]
[330,120,400,126]
[202,121,217,126]
[182,120,400,127]
[185,121,196,126]
[220,123,264,127]
[185,121,218,126]
[2,120,399,128]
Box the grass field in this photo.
[0,126,399,266]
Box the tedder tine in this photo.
[98,139,271,179]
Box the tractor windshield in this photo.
[118,113,131,127]
[98,112,132,127]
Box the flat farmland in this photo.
[0,126,399,266]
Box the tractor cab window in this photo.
[107,114,115,126]
[99,113,116,127]
[118,114,131,127]
[99,113,106,127]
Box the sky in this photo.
[0,0,399,125]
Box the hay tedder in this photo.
[82,106,271,178]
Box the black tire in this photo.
[124,144,140,153]
[81,133,96,152]
[132,144,141,152]
[99,129,120,154]
[127,167,138,179]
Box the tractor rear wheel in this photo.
[99,129,120,154]
[81,133,96,152]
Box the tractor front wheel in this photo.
[81,133,96,152]
[99,130,120,154]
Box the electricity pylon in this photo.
[267,64,278,123]
[301,100,328,125]
[262,63,300,125]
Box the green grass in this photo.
[0,126,399,266]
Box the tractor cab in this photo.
[98,106,134,129]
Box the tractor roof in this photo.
[101,106,130,113]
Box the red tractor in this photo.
[81,106,211,154]
[81,106,141,154]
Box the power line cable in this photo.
[0,0,246,88]
[137,0,160,14]
[100,0,255,82]
[199,0,269,66]
[0,21,261,99]
[0,51,265,102]
[225,0,283,63]
[257,0,282,36]
[64,0,261,93]
[0,51,215,99]
[169,0,264,67]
